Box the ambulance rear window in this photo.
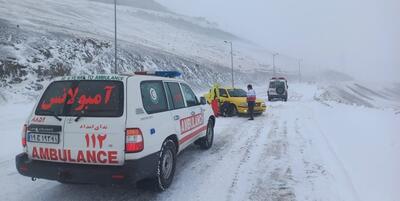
[35,80,124,117]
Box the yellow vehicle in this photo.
[204,84,267,116]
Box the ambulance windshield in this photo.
[35,80,124,117]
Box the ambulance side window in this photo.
[181,83,199,107]
[166,82,185,109]
[140,81,168,114]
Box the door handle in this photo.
[174,115,180,120]
[191,111,196,116]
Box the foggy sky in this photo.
[157,0,399,82]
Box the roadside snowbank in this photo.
[0,103,33,163]
[312,102,400,201]
[290,82,399,201]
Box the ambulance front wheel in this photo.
[199,119,214,150]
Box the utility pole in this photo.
[272,52,279,76]
[298,59,302,83]
[114,0,118,74]
[224,40,234,88]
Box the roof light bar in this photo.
[134,71,181,78]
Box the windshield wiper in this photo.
[74,110,86,122]
[43,111,62,122]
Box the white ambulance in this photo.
[16,71,215,190]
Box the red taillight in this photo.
[125,128,144,153]
[22,124,27,148]
[19,164,28,172]
[111,174,125,180]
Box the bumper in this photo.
[15,152,159,184]
[237,106,266,114]
[268,95,287,99]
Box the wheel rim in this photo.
[161,149,173,179]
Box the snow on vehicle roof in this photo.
[270,77,287,80]
[57,74,127,81]
[269,79,286,82]
[57,72,183,82]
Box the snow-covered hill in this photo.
[313,82,400,110]
[0,0,280,102]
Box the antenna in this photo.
[114,0,118,74]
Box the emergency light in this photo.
[134,71,182,78]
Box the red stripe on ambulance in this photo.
[179,125,207,145]
[180,113,204,134]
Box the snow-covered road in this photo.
[0,83,398,201]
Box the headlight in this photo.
[239,102,248,107]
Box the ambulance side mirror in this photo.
[200,97,207,105]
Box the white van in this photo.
[16,71,215,190]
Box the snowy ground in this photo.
[0,83,398,201]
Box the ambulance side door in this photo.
[137,80,174,158]
[163,82,190,151]
[178,83,206,150]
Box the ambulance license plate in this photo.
[28,133,59,144]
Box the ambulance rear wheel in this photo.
[155,139,177,191]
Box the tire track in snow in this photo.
[244,102,337,201]
[291,114,335,201]
[225,118,266,201]
[306,106,361,201]
[247,118,296,201]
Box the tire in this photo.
[276,87,285,95]
[155,139,177,191]
[199,119,214,150]
[220,102,230,117]
[229,104,238,117]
